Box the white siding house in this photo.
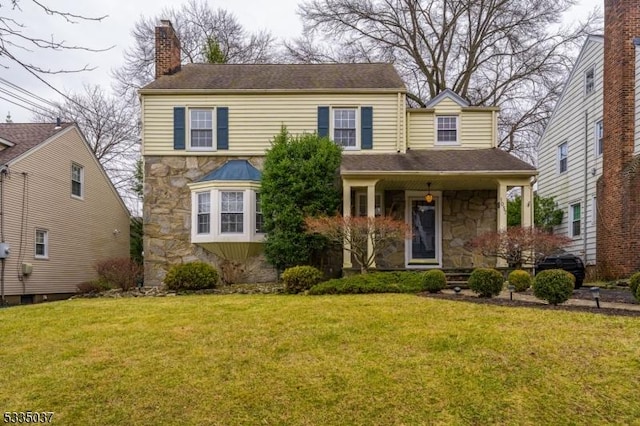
[537,35,604,267]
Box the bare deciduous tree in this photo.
[0,1,109,80]
[33,84,139,205]
[287,0,601,161]
[113,0,277,101]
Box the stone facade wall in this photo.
[596,0,640,278]
[143,155,277,287]
[376,189,497,269]
[441,190,497,268]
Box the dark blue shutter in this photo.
[361,106,373,149]
[217,107,229,150]
[317,106,329,138]
[173,107,185,150]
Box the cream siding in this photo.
[407,109,496,149]
[537,37,603,265]
[142,93,401,155]
[3,127,130,295]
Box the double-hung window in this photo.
[570,203,581,237]
[255,193,264,234]
[585,67,595,95]
[190,109,214,149]
[436,116,458,144]
[35,229,48,259]
[558,142,568,173]
[221,191,244,233]
[197,192,211,234]
[71,163,83,198]
[333,108,357,148]
[595,120,603,156]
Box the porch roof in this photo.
[340,149,536,175]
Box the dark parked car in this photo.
[535,252,585,289]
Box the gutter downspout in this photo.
[0,164,7,304]
[583,111,589,265]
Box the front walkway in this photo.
[440,288,640,312]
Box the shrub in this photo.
[532,269,574,305]
[423,269,447,293]
[76,279,112,294]
[281,265,324,294]
[468,268,504,298]
[309,271,426,295]
[629,272,640,301]
[94,257,143,291]
[164,262,219,291]
[507,269,532,292]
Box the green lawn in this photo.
[1,295,639,425]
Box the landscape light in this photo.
[590,287,600,309]
[507,284,515,301]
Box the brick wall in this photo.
[597,0,640,278]
[155,20,181,78]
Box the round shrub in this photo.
[281,265,323,294]
[164,262,219,291]
[532,269,574,305]
[468,268,504,298]
[629,272,640,301]
[507,269,532,292]
[423,269,447,293]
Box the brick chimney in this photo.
[597,0,640,278]
[155,20,181,79]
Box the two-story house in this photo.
[537,35,604,268]
[0,122,131,304]
[140,20,537,286]
[538,0,640,279]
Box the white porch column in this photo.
[343,181,352,269]
[521,183,533,229]
[367,182,376,269]
[496,180,508,268]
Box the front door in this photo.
[407,197,439,265]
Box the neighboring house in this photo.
[538,0,640,278]
[140,20,537,286]
[537,35,604,267]
[0,122,131,304]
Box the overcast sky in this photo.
[3,0,602,123]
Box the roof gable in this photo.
[198,160,262,182]
[140,63,406,92]
[425,89,470,108]
[0,123,73,164]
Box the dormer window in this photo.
[436,116,458,144]
[585,67,595,95]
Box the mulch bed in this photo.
[420,288,640,317]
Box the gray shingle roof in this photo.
[341,149,536,174]
[141,63,406,91]
[0,123,74,164]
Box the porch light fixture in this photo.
[590,286,600,309]
[507,284,515,301]
[425,182,433,203]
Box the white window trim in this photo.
[190,187,264,244]
[71,163,84,200]
[595,120,603,157]
[354,191,383,217]
[585,66,595,96]
[557,142,568,174]
[569,202,582,238]
[34,229,48,260]
[187,107,216,152]
[591,196,597,226]
[330,106,360,151]
[255,192,265,234]
[435,115,460,146]
[196,191,211,235]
